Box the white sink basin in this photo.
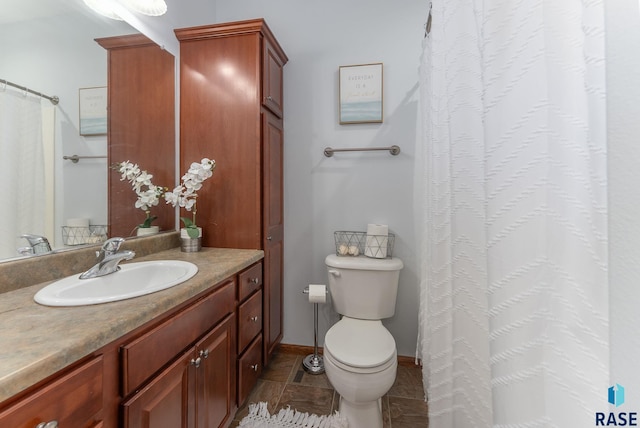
[34,260,199,307]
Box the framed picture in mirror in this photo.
[79,86,107,136]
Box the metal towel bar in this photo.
[323,145,400,157]
[63,155,107,163]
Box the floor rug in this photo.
[238,402,349,428]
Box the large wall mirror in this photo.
[0,0,176,261]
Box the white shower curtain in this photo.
[417,0,609,426]
[0,89,46,259]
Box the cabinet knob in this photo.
[190,357,202,368]
[199,349,209,359]
[266,95,274,102]
[249,277,260,284]
[36,422,58,428]
[250,316,259,323]
[250,363,259,372]
[266,236,272,241]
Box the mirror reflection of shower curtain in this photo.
[0,90,47,259]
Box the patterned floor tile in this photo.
[388,395,429,427]
[275,383,335,416]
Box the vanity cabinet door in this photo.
[121,348,195,428]
[0,356,103,428]
[195,315,236,428]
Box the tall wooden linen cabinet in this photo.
[175,19,287,365]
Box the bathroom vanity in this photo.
[0,237,264,428]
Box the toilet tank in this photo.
[325,254,404,320]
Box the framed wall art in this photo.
[79,86,107,136]
[339,63,383,124]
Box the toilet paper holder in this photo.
[302,286,328,375]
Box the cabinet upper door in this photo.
[262,37,286,118]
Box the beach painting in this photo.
[79,86,107,136]
[339,63,383,124]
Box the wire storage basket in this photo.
[334,231,395,258]
[62,225,108,246]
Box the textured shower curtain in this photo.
[0,90,46,259]
[417,0,609,426]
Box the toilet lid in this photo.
[324,318,396,368]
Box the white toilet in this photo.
[323,254,404,428]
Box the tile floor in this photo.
[230,347,429,427]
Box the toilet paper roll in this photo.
[66,218,90,228]
[308,284,327,304]
[365,224,388,258]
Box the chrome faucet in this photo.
[79,237,135,279]
[18,234,52,256]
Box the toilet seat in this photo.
[324,317,396,373]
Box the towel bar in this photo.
[323,145,400,157]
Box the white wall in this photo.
[213,0,426,356]
[605,0,640,408]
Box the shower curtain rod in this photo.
[0,78,59,105]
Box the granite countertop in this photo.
[0,246,263,403]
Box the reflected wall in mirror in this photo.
[0,0,176,261]
[97,35,176,237]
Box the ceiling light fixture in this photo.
[123,0,168,17]
[82,0,123,20]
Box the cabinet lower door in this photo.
[262,112,284,364]
[196,315,236,428]
[122,349,194,428]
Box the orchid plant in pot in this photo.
[115,161,165,235]
[164,158,216,250]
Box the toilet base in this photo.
[338,395,383,428]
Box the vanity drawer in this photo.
[238,289,263,353]
[0,356,103,428]
[238,262,262,301]
[121,279,235,395]
[238,334,263,405]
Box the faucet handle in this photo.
[101,237,125,255]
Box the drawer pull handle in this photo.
[250,363,259,372]
[249,277,260,284]
[200,349,209,359]
[191,357,202,368]
[250,316,259,323]
[36,422,58,428]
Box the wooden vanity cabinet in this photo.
[122,314,236,428]
[0,356,104,428]
[0,258,265,428]
[175,18,287,366]
[121,280,237,428]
